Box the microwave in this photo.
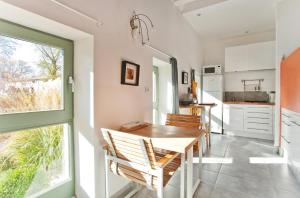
[203,65,223,75]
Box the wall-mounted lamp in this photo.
[130,11,154,45]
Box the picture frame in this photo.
[182,71,188,84]
[121,60,140,86]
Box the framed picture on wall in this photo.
[182,71,188,84]
[121,60,140,86]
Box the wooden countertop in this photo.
[223,101,275,106]
[180,103,217,108]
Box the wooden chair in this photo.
[101,128,182,198]
[166,114,209,152]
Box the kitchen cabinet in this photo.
[247,41,275,71]
[223,104,244,131]
[225,41,275,72]
[225,45,248,72]
[281,109,300,181]
[280,47,300,182]
[223,104,274,140]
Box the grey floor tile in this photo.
[216,173,277,198]
[131,134,300,198]
[193,183,214,198]
[275,188,300,198]
[220,163,272,181]
[210,186,254,198]
[198,169,219,185]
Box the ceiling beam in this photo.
[180,0,228,14]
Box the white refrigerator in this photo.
[202,75,224,134]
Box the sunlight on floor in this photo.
[193,157,233,164]
[249,157,287,164]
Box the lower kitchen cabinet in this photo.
[223,104,274,140]
[223,105,244,131]
[281,108,300,181]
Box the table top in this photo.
[101,124,204,153]
[124,124,204,153]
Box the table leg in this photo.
[208,108,212,147]
[186,146,193,198]
[180,153,186,198]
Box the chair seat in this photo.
[110,150,181,189]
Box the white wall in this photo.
[224,70,276,92]
[203,31,276,92]
[274,0,300,147]
[0,0,204,197]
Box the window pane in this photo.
[0,124,70,197]
[0,35,64,114]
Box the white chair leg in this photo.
[157,168,164,198]
[104,151,110,198]
[180,153,186,198]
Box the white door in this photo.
[203,75,223,92]
[203,91,223,133]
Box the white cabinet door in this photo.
[225,45,248,72]
[225,41,275,72]
[223,105,244,131]
[247,41,275,70]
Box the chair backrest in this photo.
[101,128,157,168]
[166,114,201,128]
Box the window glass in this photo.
[0,35,64,114]
[0,124,70,197]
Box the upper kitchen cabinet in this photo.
[225,41,275,72]
[225,45,248,72]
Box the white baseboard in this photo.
[224,130,273,141]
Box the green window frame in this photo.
[0,19,74,198]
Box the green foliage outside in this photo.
[0,125,64,198]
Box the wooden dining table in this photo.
[117,123,205,198]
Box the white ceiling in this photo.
[173,0,276,39]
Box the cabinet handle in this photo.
[282,114,291,118]
[248,107,269,109]
[282,136,291,144]
[282,121,291,126]
[290,121,300,127]
[247,117,270,119]
[247,128,268,131]
[248,122,269,125]
[248,112,270,114]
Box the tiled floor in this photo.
[132,134,300,198]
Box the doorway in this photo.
[152,58,173,125]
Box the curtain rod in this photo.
[143,43,172,58]
[50,0,102,27]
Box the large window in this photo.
[0,19,74,198]
[0,35,64,114]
